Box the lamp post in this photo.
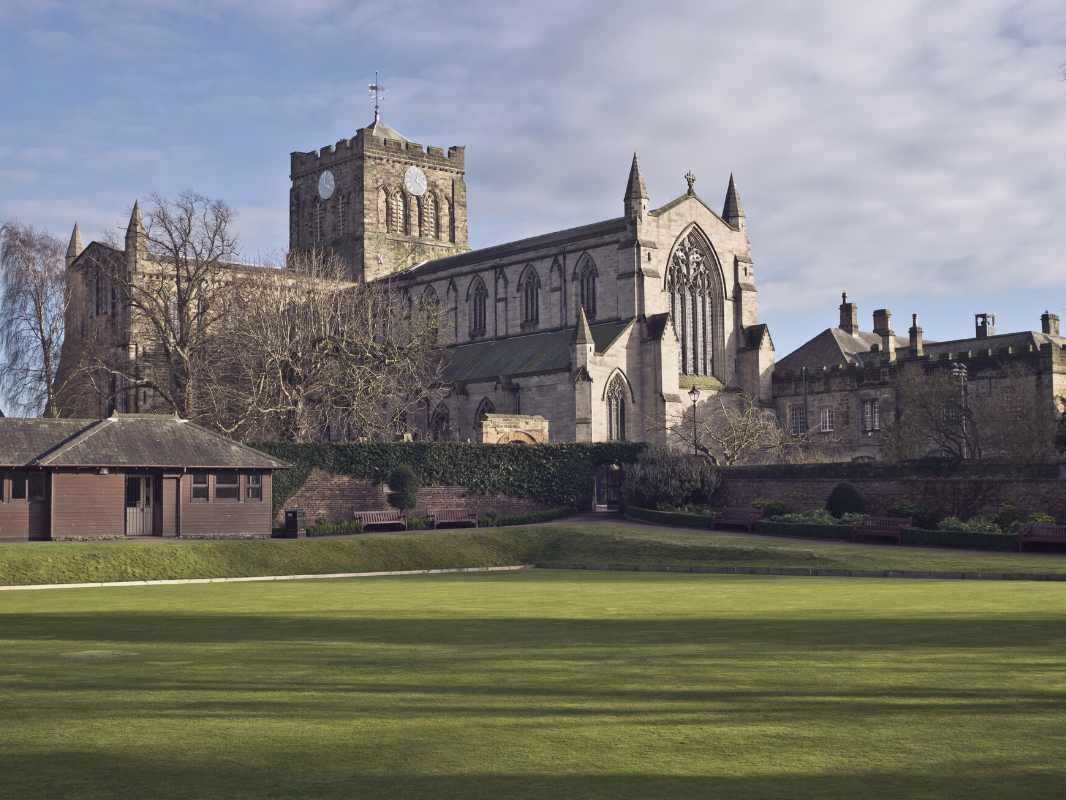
[950,362,968,459]
[688,384,701,458]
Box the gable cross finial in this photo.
[685,170,696,196]
[369,70,387,123]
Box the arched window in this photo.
[421,285,440,343]
[421,192,436,239]
[579,258,597,319]
[469,277,488,333]
[338,194,346,236]
[388,189,404,234]
[429,402,450,441]
[606,376,627,441]
[475,397,494,424]
[521,268,540,324]
[666,231,718,377]
[314,204,323,242]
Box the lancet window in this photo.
[470,277,488,333]
[606,376,627,441]
[522,268,540,324]
[428,403,450,441]
[475,397,495,424]
[666,232,717,376]
[579,259,597,318]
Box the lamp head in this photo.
[688,385,701,402]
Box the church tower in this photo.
[289,112,469,282]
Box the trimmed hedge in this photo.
[624,506,713,529]
[249,441,647,519]
[305,520,364,537]
[478,507,573,528]
[626,510,1021,551]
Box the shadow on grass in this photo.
[0,750,1059,800]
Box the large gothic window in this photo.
[579,258,597,318]
[606,375,627,441]
[475,397,494,425]
[667,231,717,376]
[522,268,540,324]
[429,402,450,441]
[470,277,488,333]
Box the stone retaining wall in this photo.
[279,469,553,523]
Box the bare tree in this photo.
[0,221,81,416]
[216,248,447,442]
[80,191,241,420]
[663,390,790,465]
[885,363,1060,460]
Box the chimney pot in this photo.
[1041,311,1059,336]
[839,293,858,334]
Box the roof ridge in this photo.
[34,418,115,466]
[179,419,292,468]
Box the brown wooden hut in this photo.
[0,415,289,541]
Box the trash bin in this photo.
[284,509,307,539]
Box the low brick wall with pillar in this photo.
[278,469,554,524]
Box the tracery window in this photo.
[429,403,450,441]
[579,259,597,318]
[522,269,540,324]
[606,376,627,441]
[422,193,437,239]
[475,397,494,425]
[666,232,716,376]
[470,277,488,333]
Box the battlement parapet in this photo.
[290,129,465,179]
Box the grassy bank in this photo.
[2,525,1066,586]
[2,570,1064,799]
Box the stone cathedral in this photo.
[291,114,776,443]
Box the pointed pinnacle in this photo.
[67,222,83,257]
[722,173,745,223]
[128,200,144,232]
[571,304,594,345]
[624,153,648,201]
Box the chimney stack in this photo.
[839,292,857,334]
[873,309,895,361]
[975,313,996,339]
[1041,311,1059,336]
[909,313,923,357]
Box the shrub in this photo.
[314,515,331,527]
[407,517,430,530]
[935,516,1004,534]
[936,516,966,532]
[1029,512,1055,525]
[387,465,420,511]
[995,505,1021,532]
[478,507,572,527]
[885,500,939,530]
[770,509,851,526]
[751,498,789,518]
[825,482,864,518]
[622,446,720,510]
[305,519,363,537]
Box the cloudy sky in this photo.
[2,0,1064,355]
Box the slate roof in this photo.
[775,328,917,374]
[399,217,629,278]
[775,327,1065,376]
[442,319,634,384]
[0,415,290,469]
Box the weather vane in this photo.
[369,71,387,123]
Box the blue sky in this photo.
[2,0,1065,356]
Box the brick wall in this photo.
[717,460,1066,520]
[279,468,554,523]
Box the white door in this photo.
[125,476,153,536]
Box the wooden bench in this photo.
[852,515,912,544]
[427,508,478,529]
[1019,523,1066,551]
[710,507,764,532]
[353,510,408,531]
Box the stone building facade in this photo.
[772,296,1066,460]
[289,111,469,282]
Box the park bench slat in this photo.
[852,515,911,545]
[353,510,408,531]
[1019,523,1066,551]
[710,507,764,533]
[427,508,478,529]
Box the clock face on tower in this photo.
[404,166,428,196]
[318,171,335,200]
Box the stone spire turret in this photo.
[571,303,594,347]
[722,173,745,231]
[125,200,146,261]
[624,153,648,221]
[66,222,83,268]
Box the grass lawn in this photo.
[2,524,1066,587]
[1,570,1064,799]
